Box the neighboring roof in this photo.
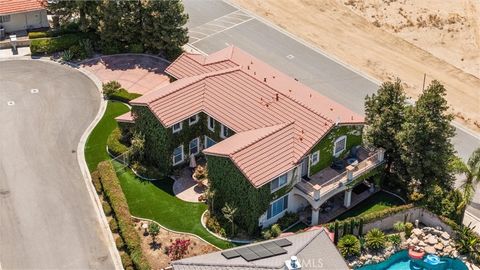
[0,0,44,15]
[131,45,364,187]
[171,228,349,270]
[115,112,134,123]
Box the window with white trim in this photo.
[0,15,10,23]
[334,135,347,156]
[172,145,184,165]
[267,194,288,219]
[207,116,215,131]
[172,122,182,133]
[189,114,199,125]
[220,124,230,138]
[189,138,199,155]
[270,173,288,192]
[205,136,216,148]
[310,151,320,165]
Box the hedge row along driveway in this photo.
[85,100,232,249]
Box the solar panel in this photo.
[237,247,260,262]
[264,243,287,256]
[250,245,274,258]
[274,238,293,247]
[221,250,240,259]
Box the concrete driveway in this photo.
[0,60,116,269]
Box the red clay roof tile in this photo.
[0,0,44,15]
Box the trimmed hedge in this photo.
[97,161,150,270]
[107,128,129,156]
[91,170,103,194]
[30,33,93,55]
[102,201,113,216]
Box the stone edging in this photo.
[0,57,124,270]
[200,210,253,244]
[131,215,222,251]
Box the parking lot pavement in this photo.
[0,60,116,269]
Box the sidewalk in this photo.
[0,47,31,58]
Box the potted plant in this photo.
[193,165,208,187]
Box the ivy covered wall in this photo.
[131,106,235,173]
[309,125,363,175]
[207,155,273,235]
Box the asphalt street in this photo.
[183,0,480,219]
[0,60,115,269]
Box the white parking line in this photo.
[189,30,209,37]
[191,18,254,45]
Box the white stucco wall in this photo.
[1,9,49,33]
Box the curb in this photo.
[75,66,124,270]
[131,215,223,250]
[0,57,123,270]
[200,210,253,244]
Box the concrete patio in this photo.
[172,167,207,203]
[80,54,171,95]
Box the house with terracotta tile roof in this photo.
[122,45,385,232]
[0,0,48,34]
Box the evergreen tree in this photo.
[397,80,455,189]
[364,79,408,177]
[45,0,101,32]
[142,0,189,59]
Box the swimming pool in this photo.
[356,250,467,270]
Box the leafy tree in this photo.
[142,0,189,59]
[148,222,160,244]
[168,239,190,260]
[44,0,101,32]
[365,79,407,177]
[397,80,456,190]
[337,234,361,257]
[221,203,237,237]
[365,228,386,251]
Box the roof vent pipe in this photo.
[275,93,279,101]
[285,256,302,270]
[264,78,267,83]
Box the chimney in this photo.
[285,256,302,270]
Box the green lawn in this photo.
[84,100,232,249]
[85,101,130,172]
[336,191,404,221]
[114,162,233,249]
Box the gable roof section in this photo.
[0,0,44,15]
[204,123,296,187]
[132,45,364,188]
[171,228,349,270]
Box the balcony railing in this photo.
[295,148,385,202]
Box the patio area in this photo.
[299,183,377,225]
[172,167,207,203]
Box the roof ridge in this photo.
[229,122,294,156]
[238,67,336,125]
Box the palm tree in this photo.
[222,203,237,237]
[452,148,480,219]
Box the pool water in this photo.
[357,250,468,270]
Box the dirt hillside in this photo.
[234,0,480,131]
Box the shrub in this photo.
[168,239,191,260]
[30,34,93,55]
[102,201,112,216]
[338,234,361,257]
[102,81,122,97]
[388,234,401,247]
[130,162,163,180]
[97,161,150,270]
[79,39,94,58]
[116,236,125,249]
[109,218,119,233]
[28,31,50,39]
[277,212,299,230]
[365,228,386,251]
[393,221,405,233]
[120,253,134,269]
[404,222,414,238]
[270,224,282,238]
[91,170,102,194]
[61,49,74,61]
[262,229,272,240]
[107,128,130,156]
[206,215,225,237]
[129,43,144,53]
[109,89,142,103]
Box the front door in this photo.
[301,157,309,178]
